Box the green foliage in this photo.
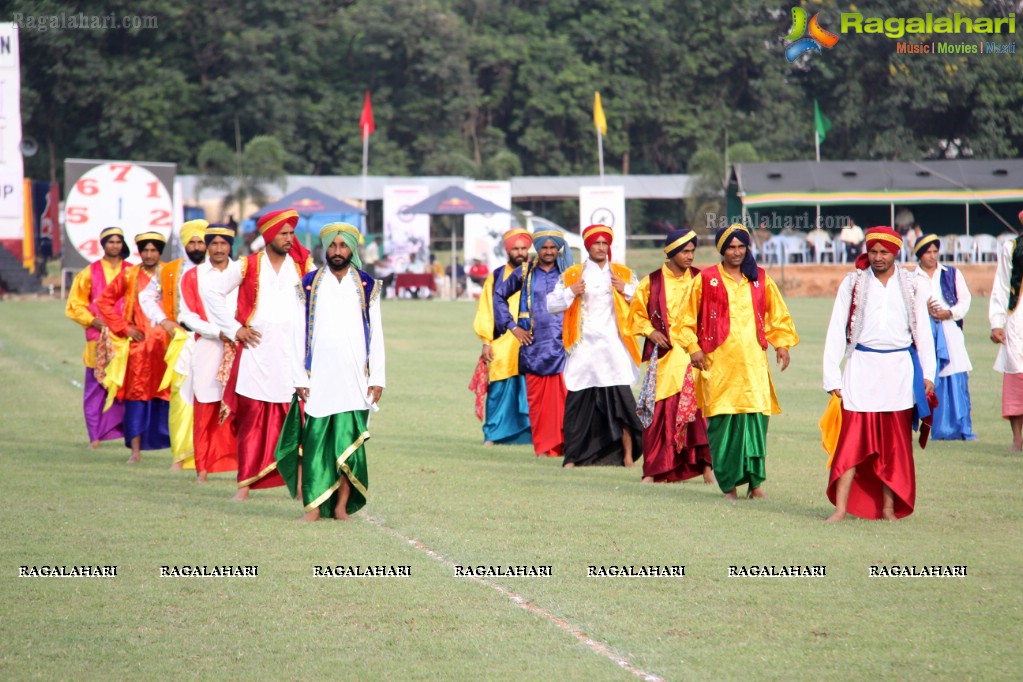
[16,0,1023,186]
[196,134,287,214]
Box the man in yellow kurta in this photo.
[679,224,798,499]
[139,219,209,470]
[65,226,129,448]
[471,229,532,445]
[629,228,713,483]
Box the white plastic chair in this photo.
[807,234,833,263]
[783,236,808,263]
[952,235,975,263]
[760,239,782,265]
[974,234,999,263]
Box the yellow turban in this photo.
[180,219,208,245]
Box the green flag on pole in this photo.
[814,99,832,144]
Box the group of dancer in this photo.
[66,208,1022,522]
[474,220,1019,521]
[65,210,383,521]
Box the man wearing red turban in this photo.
[471,228,533,446]
[546,224,644,467]
[205,209,314,500]
[823,226,936,521]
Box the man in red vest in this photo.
[65,226,128,448]
[177,224,240,482]
[629,228,713,484]
[680,224,799,499]
[206,209,313,500]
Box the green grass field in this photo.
[1,295,1020,681]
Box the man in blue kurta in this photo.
[493,229,572,457]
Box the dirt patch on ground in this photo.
[689,262,998,298]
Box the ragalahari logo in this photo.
[785,7,839,61]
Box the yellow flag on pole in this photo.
[593,92,607,135]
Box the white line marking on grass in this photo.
[364,513,667,682]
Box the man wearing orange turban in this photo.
[471,228,533,446]
[823,226,936,521]
[546,224,644,467]
[205,209,315,500]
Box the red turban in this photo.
[855,226,903,270]
[256,208,310,265]
[502,228,532,252]
[583,224,613,249]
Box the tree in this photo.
[196,133,287,220]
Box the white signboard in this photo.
[464,180,512,270]
[0,23,24,231]
[382,185,430,271]
[579,185,626,263]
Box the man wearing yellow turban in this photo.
[139,219,209,471]
[471,228,533,446]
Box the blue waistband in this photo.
[854,344,931,428]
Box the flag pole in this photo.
[362,125,369,231]
[598,130,605,185]
[815,130,821,162]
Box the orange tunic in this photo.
[97,264,171,402]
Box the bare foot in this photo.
[641,476,654,484]
[334,507,351,521]
[748,487,767,499]
[196,472,208,483]
[563,462,575,468]
[724,488,738,500]
[170,461,184,471]
[298,510,320,522]
[89,440,100,450]
[623,454,635,468]
[126,453,141,464]
[702,469,717,485]
[232,489,250,501]
[823,511,846,523]
[1011,440,1023,452]
[484,441,494,446]
[881,509,897,521]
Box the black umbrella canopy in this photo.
[403,185,511,216]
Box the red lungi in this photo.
[827,407,915,519]
[525,373,566,457]
[235,395,287,489]
[642,394,711,482]
[193,400,238,474]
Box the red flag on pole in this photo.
[360,91,375,140]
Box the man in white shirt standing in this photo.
[177,224,241,482]
[277,223,385,521]
[823,227,936,522]
[913,234,976,441]
[547,224,643,468]
[206,209,314,500]
[989,216,1023,451]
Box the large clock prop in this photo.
[62,159,176,270]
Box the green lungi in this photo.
[276,397,370,518]
[706,413,768,494]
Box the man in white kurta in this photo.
[546,224,644,467]
[204,209,311,499]
[277,224,384,521]
[138,220,207,470]
[823,227,936,521]
[177,225,241,481]
[990,229,1023,450]
[912,234,975,440]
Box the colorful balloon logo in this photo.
[785,7,839,62]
